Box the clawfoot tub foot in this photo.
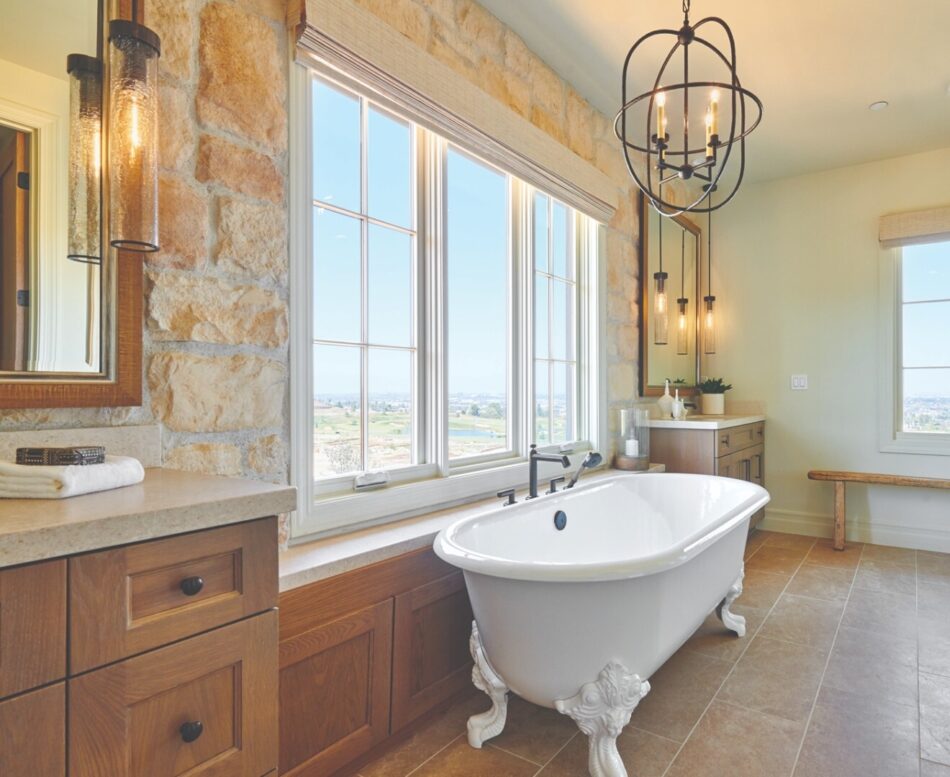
[554,662,650,777]
[467,620,509,748]
[716,564,747,637]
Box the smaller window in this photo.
[900,241,950,434]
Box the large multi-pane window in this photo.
[300,71,602,533]
[900,241,950,434]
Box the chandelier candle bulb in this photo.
[704,111,714,158]
[710,89,719,136]
[656,91,667,141]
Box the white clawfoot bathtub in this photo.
[434,472,770,777]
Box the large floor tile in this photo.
[411,736,538,777]
[821,625,918,707]
[745,546,810,577]
[803,539,864,570]
[758,594,845,650]
[919,582,950,622]
[786,563,855,601]
[922,760,950,776]
[919,551,950,588]
[486,695,576,766]
[860,544,917,567]
[683,605,765,663]
[665,701,804,777]
[630,649,734,742]
[740,569,789,611]
[360,693,483,777]
[793,686,919,777]
[716,635,827,723]
[762,533,818,550]
[921,672,950,767]
[920,617,950,679]
[538,727,677,777]
[853,557,918,596]
[840,587,917,637]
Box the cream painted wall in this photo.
[706,146,950,552]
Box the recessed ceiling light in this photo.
[869,100,889,111]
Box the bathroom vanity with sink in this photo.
[0,468,296,776]
[647,415,767,525]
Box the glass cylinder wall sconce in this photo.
[653,270,669,345]
[676,296,689,354]
[66,54,103,263]
[703,294,717,354]
[108,20,161,252]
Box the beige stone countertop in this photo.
[0,468,297,569]
[646,414,765,430]
[279,465,665,592]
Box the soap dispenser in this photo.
[671,388,686,420]
[657,379,674,419]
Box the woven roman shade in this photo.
[289,0,619,222]
[879,205,950,247]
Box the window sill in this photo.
[880,432,950,456]
[279,464,664,592]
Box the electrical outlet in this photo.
[790,374,809,390]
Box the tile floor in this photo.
[358,531,950,777]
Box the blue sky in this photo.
[311,79,509,399]
[902,242,950,398]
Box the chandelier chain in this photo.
[682,0,690,17]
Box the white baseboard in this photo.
[761,507,950,554]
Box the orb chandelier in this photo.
[615,0,763,215]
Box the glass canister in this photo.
[615,407,650,471]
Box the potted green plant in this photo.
[698,377,732,416]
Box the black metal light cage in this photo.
[614,0,763,216]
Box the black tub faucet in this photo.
[527,444,571,499]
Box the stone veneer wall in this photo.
[0,0,655,491]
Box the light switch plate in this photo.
[790,374,809,390]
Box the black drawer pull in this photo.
[180,720,204,743]
[180,576,204,596]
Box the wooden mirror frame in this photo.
[0,0,143,409]
[638,191,702,397]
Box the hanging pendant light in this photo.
[66,53,103,264]
[615,0,763,216]
[703,187,717,354]
[676,230,689,355]
[653,194,669,345]
[108,12,161,252]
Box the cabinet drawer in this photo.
[717,424,757,456]
[70,611,277,777]
[0,559,67,698]
[0,682,65,776]
[70,517,277,673]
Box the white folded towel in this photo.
[0,455,145,499]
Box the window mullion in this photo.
[359,95,369,473]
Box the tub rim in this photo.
[433,472,770,582]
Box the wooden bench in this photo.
[807,470,950,550]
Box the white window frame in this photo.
[289,62,606,542]
[878,242,950,455]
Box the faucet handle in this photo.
[546,477,565,495]
[497,488,517,506]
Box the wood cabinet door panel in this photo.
[70,517,277,672]
[70,611,278,777]
[0,559,66,698]
[278,600,393,777]
[0,682,65,776]
[717,424,757,456]
[392,571,473,732]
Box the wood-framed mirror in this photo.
[0,0,142,408]
[638,192,702,396]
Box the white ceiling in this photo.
[0,0,97,82]
[478,0,950,182]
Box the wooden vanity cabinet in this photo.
[278,548,475,777]
[651,421,766,526]
[0,517,279,777]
